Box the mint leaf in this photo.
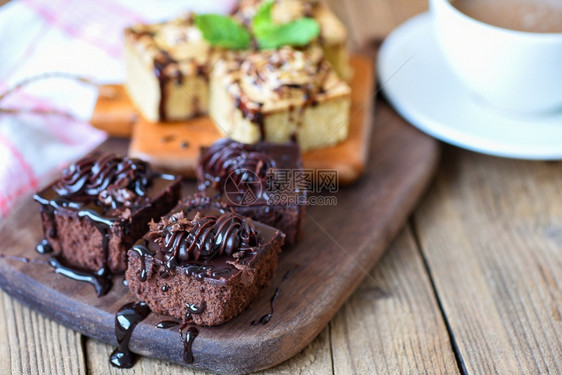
[256,18,321,50]
[195,2,321,51]
[195,14,251,50]
[252,0,274,34]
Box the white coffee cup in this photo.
[430,0,562,113]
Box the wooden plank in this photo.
[0,291,86,375]
[85,326,332,374]
[90,85,139,138]
[331,227,460,374]
[84,222,458,375]
[414,147,562,374]
[0,100,439,374]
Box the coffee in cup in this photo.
[431,0,562,113]
[451,0,562,33]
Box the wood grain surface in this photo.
[0,101,440,374]
[413,148,562,374]
[330,226,459,375]
[3,0,560,374]
[0,293,87,375]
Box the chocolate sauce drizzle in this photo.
[180,324,199,364]
[251,267,295,326]
[156,320,179,329]
[153,50,179,122]
[251,287,279,326]
[0,251,111,296]
[110,301,151,369]
[235,97,266,138]
[36,239,53,254]
[152,42,207,122]
[184,264,212,280]
[0,253,48,265]
[130,243,153,283]
[185,301,206,320]
[38,203,58,241]
[198,138,276,192]
[49,256,111,297]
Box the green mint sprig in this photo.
[194,0,321,50]
[252,0,321,50]
[252,0,274,35]
[195,14,252,50]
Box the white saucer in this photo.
[377,13,562,160]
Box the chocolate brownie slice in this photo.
[197,138,306,245]
[34,152,181,274]
[126,198,284,326]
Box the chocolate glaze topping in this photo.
[53,152,152,208]
[198,138,276,192]
[131,200,281,284]
[130,191,282,286]
[146,210,263,265]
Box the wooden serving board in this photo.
[92,55,374,185]
[0,101,439,374]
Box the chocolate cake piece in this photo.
[126,199,284,326]
[196,138,306,245]
[34,152,181,275]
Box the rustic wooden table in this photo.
[1,1,560,374]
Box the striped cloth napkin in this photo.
[0,0,236,219]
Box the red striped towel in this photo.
[0,0,236,219]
